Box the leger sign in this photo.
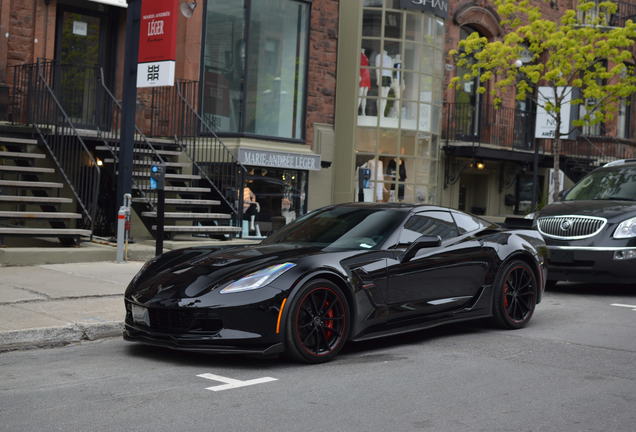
[137,0,178,88]
[399,0,449,20]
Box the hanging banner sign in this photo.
[399,0,449,20]
[137,0,178,88]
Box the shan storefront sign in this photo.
[238,149,321,171]
[398,0,449,20]
[137,0,178,88]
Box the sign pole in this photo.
[155,188,165,256]
[117,0,141,209]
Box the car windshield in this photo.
[565,167,636,201]
[261,206,407,250]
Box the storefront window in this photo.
[202,0,309,141]
[355,1,444,204]
[243,167,307,235]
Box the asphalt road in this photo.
[1,283,635,432]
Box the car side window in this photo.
[452,212,483,235]
[398,211,459,245]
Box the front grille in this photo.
[148,308,223,334]
[537,215,607,240]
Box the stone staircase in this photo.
[0,136,91,244]
[96,139,241,240]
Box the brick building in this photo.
[0,0,338,243]
[440,0,636,216]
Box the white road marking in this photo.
[197,373,278,392]
[611,303,636,311]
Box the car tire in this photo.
[285,279,350,364]
[491,260,538,330]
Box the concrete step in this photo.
[133,185,211,193]
[131,172,201,180]
[95,145,182,156]
[0,137,38,145]
[104,159,189,168]
[152,225,242,233]
[0,195,73,204]
[0,165,56,174]
[0,151,46,159]
[0,180,64,189]
[0,227,91,236]
[0,211,82,219]
[141,212,231,220]
[133,198,221,206]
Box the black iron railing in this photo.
[95,67,165,212]
[16,60,101,232]
[144,80,246,226]
[610,1,636,27]
[443,102,536,151]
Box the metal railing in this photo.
[443,102,536,151]
[610,1,636,27]
[95,67,165,213]
[144,80,246,225]
[18,60,101,232]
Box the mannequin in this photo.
[387,157,407,201]
[359,49,371,115]
[375,50,393,117]
[362,158,385,201]
[389,54,404,118]
[243,186,260,233]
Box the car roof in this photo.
[331,202,460,213]
[602,159,636,168]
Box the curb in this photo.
[0,321,124,352]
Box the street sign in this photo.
[137,0,178,88]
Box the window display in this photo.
[202,0,310,141]
[244,167,307,235]
[355,1,444,204]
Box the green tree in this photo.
[451,0,636,202]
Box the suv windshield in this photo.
[565,166,636,201]
[261,206,407,250]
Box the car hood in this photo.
[538,200,636,222]
[127,243,357,303]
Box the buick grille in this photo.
[537,215,607,240]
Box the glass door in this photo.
[55,9,105,129]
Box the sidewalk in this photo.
[0,261,144,352]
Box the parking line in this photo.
[197,373,278,392]
[611,303,636,311]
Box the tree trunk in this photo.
[552,116,562,202]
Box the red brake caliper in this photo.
[323,299,334,340]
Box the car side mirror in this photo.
[402,235,442,263]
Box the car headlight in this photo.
[613,217,636,238]
[220,263,296,294]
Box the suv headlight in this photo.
[220,263,296,294]
[613,217,636,239]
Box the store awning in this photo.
[87,0,127,8]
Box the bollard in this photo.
[116,193,132,263]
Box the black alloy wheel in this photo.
[492,260,537,329]
[286,279,350,363]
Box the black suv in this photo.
[535,159,636,287]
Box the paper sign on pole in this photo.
[137,0,178,88]
[535,87,572,139]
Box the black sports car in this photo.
[124,204,547,363]
[535,159,636,286]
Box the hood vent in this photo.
[537,215,607,240]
